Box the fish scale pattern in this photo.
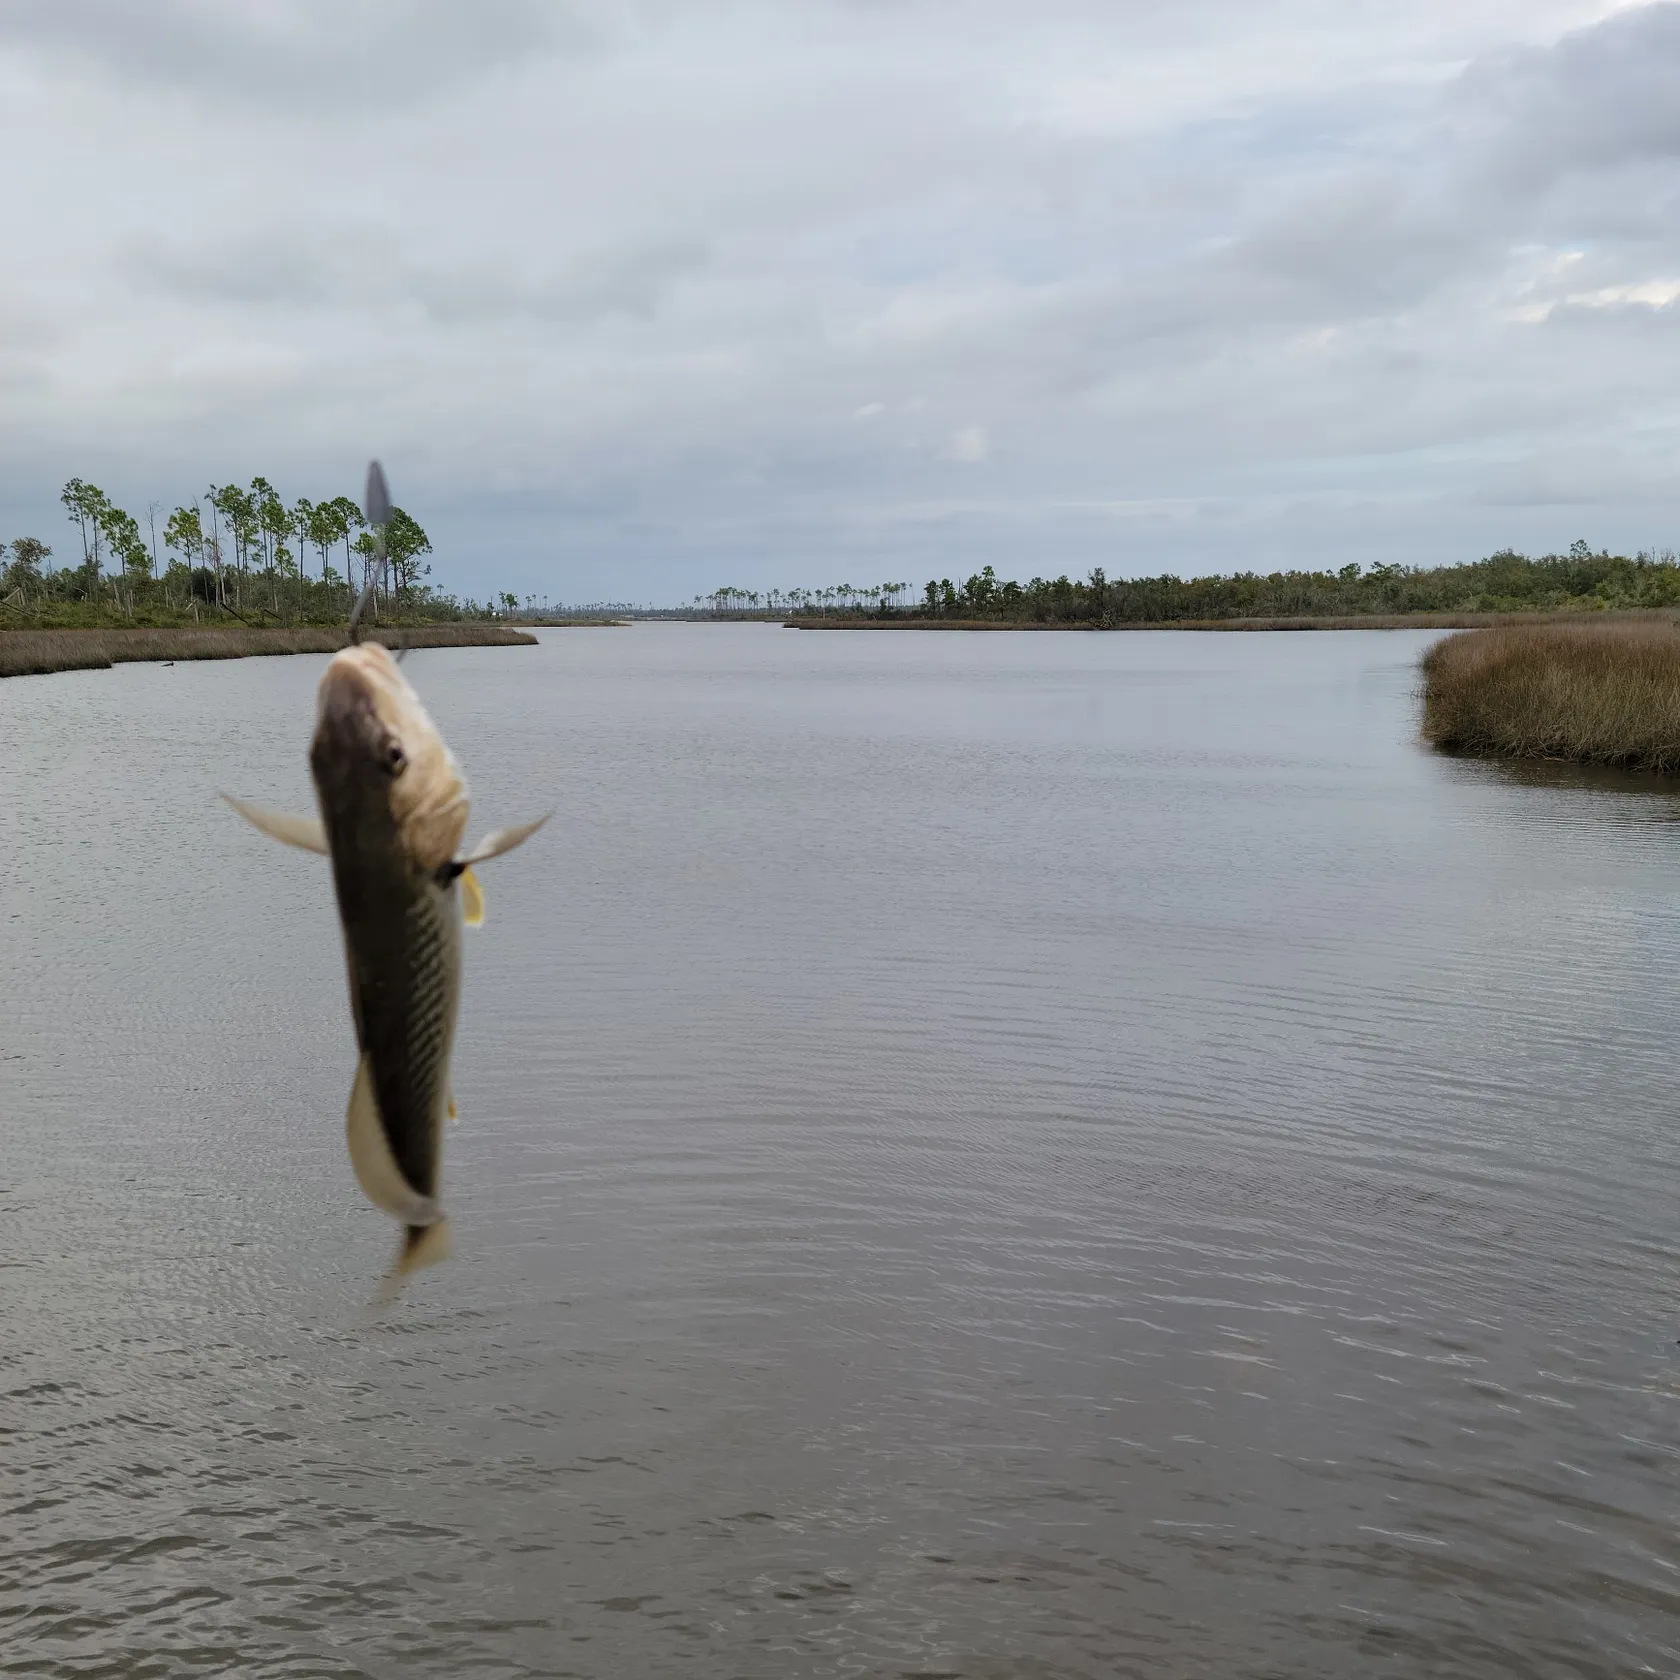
[347,869,462,1202]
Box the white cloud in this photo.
[1564,278,1680,307]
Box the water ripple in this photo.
[1,629,1676,1676]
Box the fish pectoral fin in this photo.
[458,813,551,866]
[458,866,485,928]
[222,794,329,855]
[448,1092,459,1125]
[345,1054,440,1228]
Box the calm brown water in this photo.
[2,624,1677,1678]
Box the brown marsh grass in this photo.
[0,623,538,679]
[1421,620,1680,774]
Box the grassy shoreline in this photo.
[518,617,628,628]
[0,623,540,680]
[1421,621,1680,775]
[783,608,1680,633]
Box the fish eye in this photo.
[384,742,407,777]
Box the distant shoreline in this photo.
[781,609,1680,633]
[0,623,547,679]
[518,617,628,628]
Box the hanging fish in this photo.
[225,462,546,1287]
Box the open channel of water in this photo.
[2,623,1676,1677]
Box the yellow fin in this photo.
[448,1093,458,1125]
[459,866,485,928]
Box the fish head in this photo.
[310,643,469,871]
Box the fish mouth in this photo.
[315,658,382,749]
[312,647,401,796]
[311,644,469,866]
[318,644,396,721]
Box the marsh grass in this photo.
[0,623,537,679]
[1421,620,1680,774]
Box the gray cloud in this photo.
[413,239,710,325]
[1455,3,1680,189]
[0,0,592,107]
[123,237,353,309]
[5,0,1680,600]
[124,232,709,324]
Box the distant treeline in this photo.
[932,545,1680,624]
[719,544,1680,625]
[1,478,527,627]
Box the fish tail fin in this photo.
[371,1218,454,1306]
[400,1217,454,1275]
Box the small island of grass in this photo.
[0,624,543,680]
[1421,621,1680,776]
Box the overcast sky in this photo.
[2,1,1678,602]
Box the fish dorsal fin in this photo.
[459,813,550,866]
[345,1053,440,1228]
[458,866,485,928]
[222,794,329,855]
